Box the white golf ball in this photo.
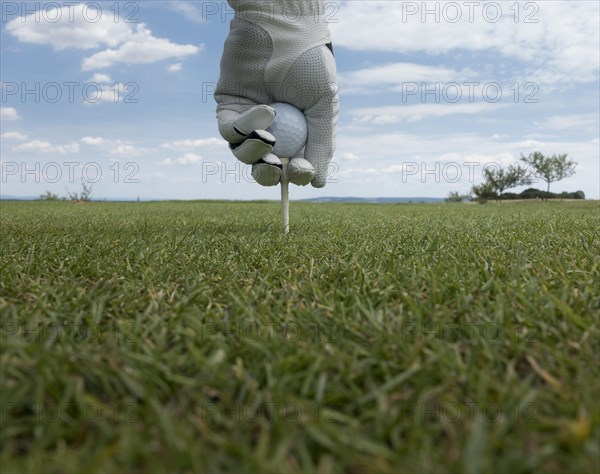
[267,103,308,158]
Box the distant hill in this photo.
[301,197,445,204]
[0,195,149,202]
[0,195,38,201]
[1,195,445,203]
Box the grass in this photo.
[1,200,599,474]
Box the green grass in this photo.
[1,200,598,474]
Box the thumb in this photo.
[217,105,275,144]
[217,104,277,165]
[304,95,339,188]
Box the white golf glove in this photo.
[215,0,339,188]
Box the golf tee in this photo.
[280,158,290,235]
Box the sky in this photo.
[1,0,599,200]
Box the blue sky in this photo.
[1,0,599,200]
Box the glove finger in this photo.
[277,44,339,188]
[286,156,315,186]
[304,98,339,188]
[217,105,276,144]
[251,154,283,187]
[231,130,276,165]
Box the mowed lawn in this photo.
[1,200,598,474]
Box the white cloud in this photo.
[1,107,20,120]
[79,137,146,156]
[169,1,206,24]
[330,130,598,197]
[335,131,599,172]
[81,75,130,105]
[167,63,183,73]
[333,2,526,55]
[89,73,113,83]
[332,1,599,86]
[15,140,53,153]
[80,136,105,146]
[109,142,144,156]
[161,138,225,150]
[341,63,476,88]
[1,131,28,140]
[57,143,80,154]
[82,24,202,70]
[7,5,202,71]
[537,114,599,131]
[6,4,131,50]
[160,153,203,166]
[14,140,79,154]
[340,152,359,162]
[351,103,505,124]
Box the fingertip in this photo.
[311,178,326,189]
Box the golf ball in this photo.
[267,103,308,158]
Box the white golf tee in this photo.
[280,158,290,235]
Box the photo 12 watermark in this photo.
[1,161,140,185]
[1,2,139,24]
[398,81,539,104]
[193,161,341,186]
[398,2,540,24]
[182,1,340,25]
[399,321,537,344]
[2,81,140,105]
[197,320,345,344]
[396,161,538,185]
[1,401,139,424]
[200,401,341,424]
[207,80,340,105]
[1,320,141,345]
[398,401,539,424]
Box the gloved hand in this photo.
[215,0,339,188]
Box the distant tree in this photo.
[445,191,469,203]
[483,164,532,199]
[518,188,586,200]
[66,179,93,202]
[471,182,497,202]
[39,191,64,201]
[520,152,577,196]
[519,188,549,200]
